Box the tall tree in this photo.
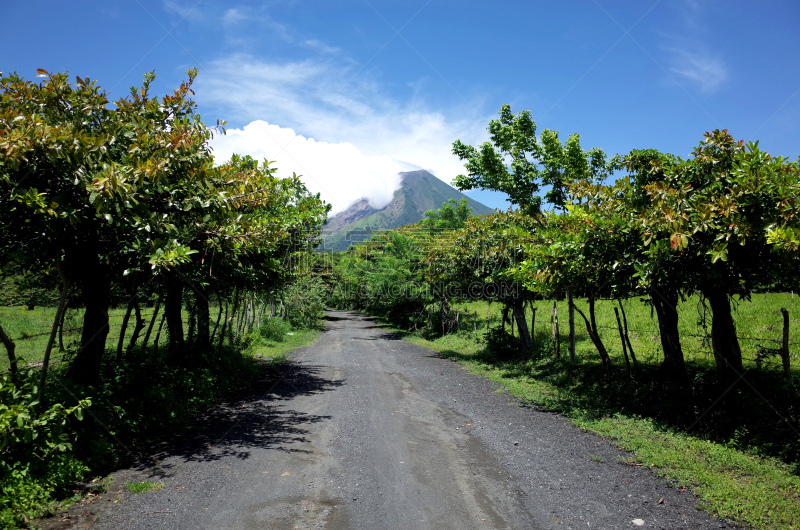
[452,104,609,214]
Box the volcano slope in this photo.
[63,311,738,529]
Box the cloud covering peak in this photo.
[210,121,418,215]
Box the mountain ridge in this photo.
[318,170,494,251]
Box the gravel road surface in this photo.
[50,311,738,529]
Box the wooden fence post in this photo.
[780,308,793,387]
[551,300,560,359]
[568,291,575,362]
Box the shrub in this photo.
[0,370,90,527]
[258,318,291,343]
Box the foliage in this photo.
[258,317,292,343]
[281,270,327,330]
[0,370,89,527]
[452,104,609,214]
[420,197,473,232]
[124,481,164,494]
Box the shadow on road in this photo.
[353,331,404,341]
[133,361,345,475]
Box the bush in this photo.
[258,318,291,343]
[0,370,90,527]
[483,327,526,361]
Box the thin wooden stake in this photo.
[568,291,575,362]
[780,308,793,387]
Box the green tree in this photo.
[420,198,473,232]
[452,104,609,214]
[623,131,799,377]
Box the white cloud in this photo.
[669,48,728,93]
[199,54,490,214]
[210,121,416,215]
[303,39,340,54]
[222,8,247,28]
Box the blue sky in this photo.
[3,1,799,213]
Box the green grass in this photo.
[403,325,800,530]
[0,305,298,373]
[444,293,800,372]
[124,481,164,494]
[0,305,182,372]
[247,327,323,362]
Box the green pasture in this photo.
[0,304,237,373]
[445,292,799,372]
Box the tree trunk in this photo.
[513,299,532,352]
[210,293,224,345]
[705,290,743,376]
[154,311,167,356]
[142,295,162,352]
[618,299,637,364]
[572,299,612,369]
[196,284,210,349]
[116,300,135,362]
[614,307,631,373]
[164,275,185,353]
[218,302,230,348]
[69,266,110,386]
[588,298,611,369]
[551,300,560,359]
[0,324,17,379]
[651,288,684,373]
[127,302,145,353]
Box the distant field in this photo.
[0,305,216,372]
[445,292,799,372]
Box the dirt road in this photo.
[68,311,736,529]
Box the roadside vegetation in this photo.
[0,69,328,528]
[324,106,800,529]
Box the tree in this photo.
[635,130,800,377]
[0,69,330,384]
[573,149,690,374]
[452,104,609,214]
[420,198,473,232]
[423,211,538,349]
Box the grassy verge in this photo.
[246,327,323,362]
[404,330,800,530]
